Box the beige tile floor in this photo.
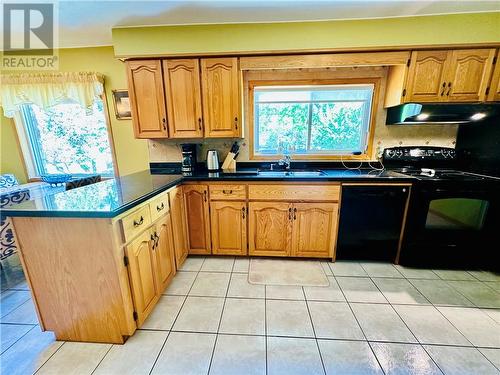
[1,255,500,375]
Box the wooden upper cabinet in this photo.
[291,203,338,258]
[201,58,241,138]
[404,50,450,102]
[163,59,204,138]
[210,201,247,256]
[248,202,292,257]
[445,49,495,102]
[402,49,496,104]
[169,186,189,267]
[183,185,211,254]
[126,60,168,138]
[125,230,158,327]
[487,53,500,101]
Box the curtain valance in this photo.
[1,72,104,118]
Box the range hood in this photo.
[386,103,500,125]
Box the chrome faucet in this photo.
[278,155,292,170]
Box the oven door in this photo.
[401,185,498,269]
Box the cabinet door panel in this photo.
[210,201,247,255]
[126,60,168,138]
[445,49,495,102]
[201,57,241,138]
[183,185,211,254]
[291,203,338,258]
[248,202,291,257]
[405,51,450,102]
[125,230,158,327]
[487,53,500,101]
[164,59,203,138]
[154,214,176,292]
[169,186,189,267]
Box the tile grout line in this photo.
[89,343,114,375]
[328,263,387,375]
[148,256,206,375]
[206,257,234,375]
[302,286,327,375]
[0,323,37,355]
[33,340,66,374]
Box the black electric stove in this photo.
[382,146,500,270]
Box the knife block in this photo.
[222,152,237,171]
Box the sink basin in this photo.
[258,170,325,177]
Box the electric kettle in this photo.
[206,150,219,171]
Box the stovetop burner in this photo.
[394,168,498,182]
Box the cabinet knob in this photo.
[242,206,246,219]
[234,117,238,130]
[446,82,452,96]
[162,118,166,130]
[293,207,297,220]
[440,82,446,96]
[198,118,202,130]
[288,207,292,220]
[204,190,207,202]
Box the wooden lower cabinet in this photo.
[169,186,189,267]
[152,214,176,292]
[183,184,211,254]
[248,202,292,257]
[210,201,247,255]
[291,203,338,258]
[125,230,159,327]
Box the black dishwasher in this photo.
[336,185,410,261]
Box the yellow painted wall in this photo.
[0,46,149,182]
[112,12,500,57]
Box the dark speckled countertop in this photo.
[2,168,412,218]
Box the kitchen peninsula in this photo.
[3,169,412,343]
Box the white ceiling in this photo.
[28,1,500,48]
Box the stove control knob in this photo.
[395,149,403,158]
[386,149,395,158]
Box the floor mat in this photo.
[248,258,329,286]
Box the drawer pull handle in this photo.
[133,216,144,227]
[154,232,160,248]
[198,118,202,130]
[162,118,167,131]
[242,207,246,219]
[446,82,452,96]
[156,202,165,212]
[222,189,233,194]
[234,117,238,130]
[204,190,207,202]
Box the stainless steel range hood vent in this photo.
[386,103,500,125]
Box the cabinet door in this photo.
[163,59,204,138]
[125,230,158,327]
[183,185,211,254]
[248,202,292,257]
[153,214,176,292]
[210,201,247,255]
[404,50,450,102]
[291,203,338,258]
[201,57,241,138]
[445,49,496,102]
[169,186,189,268]
[487,53,500,101]
[126,60,168,138]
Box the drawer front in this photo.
[122,206,152,243]
[150,192,170,222]
[209,184,247,200]
[248,184,340,202]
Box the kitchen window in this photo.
[250,82,376,159]
[16,99,115,178]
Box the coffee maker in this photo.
[181,144,197,174]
